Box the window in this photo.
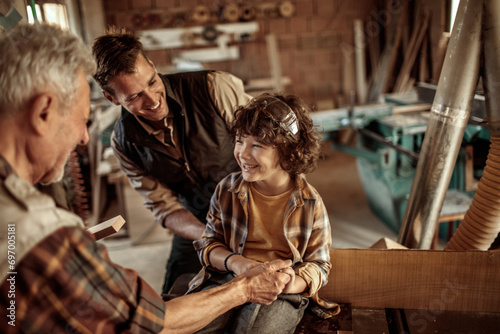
[27,2,69,30]
[449,0,460,32]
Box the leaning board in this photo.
[319,249,500,313]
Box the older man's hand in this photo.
[233,259,292,305]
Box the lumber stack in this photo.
[349,1,451,104]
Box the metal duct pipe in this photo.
[397,0,483,249]
[446,0,500,251]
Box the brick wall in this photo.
[101,0,447,110]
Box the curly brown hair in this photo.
[230,93,322,175]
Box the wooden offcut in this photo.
[87,215,126,240]
[393,10,431,92]
[354,19,368,104]
[369,237,407,249]
[433,32,451,83]
[367,1,407,101]
[319,248,500,313]
[393,103,431,114]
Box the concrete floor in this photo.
[102,145,441,293]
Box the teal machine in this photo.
[311,84,490,236]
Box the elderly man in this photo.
[92,28,253,294]
[0,23,291,334]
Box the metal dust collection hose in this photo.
[398,0,483,249]
[446,0,500,250]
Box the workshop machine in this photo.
[311,83,490,237]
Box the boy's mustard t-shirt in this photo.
[243,182,294,262]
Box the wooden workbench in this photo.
[295,244,500,333]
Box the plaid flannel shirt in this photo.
[0,226,165,333]
[0,156,165,333]
[192,172,332,297]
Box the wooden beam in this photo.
[367,1,407,101]
[354,19,368,104]
[465,145,479,191]
[87,215,126,240]
[266,34,283,92]
[419,32,431,83]
[433,32,451,82]
[393,10,431,92]
[319,248,500,313]
[392,103,431,114]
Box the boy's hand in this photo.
[279,267,307,294]
[227,254,261,275]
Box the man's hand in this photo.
[233,259,292,305]
[161,259,292,333]
[279,266,297,294]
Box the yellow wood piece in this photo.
[87,215,126,240]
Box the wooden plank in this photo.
[433,32,451,83]
[244,77,291,93]
[438,213,465,223]
[367,1,407,101]
[370,237,407,249]
[341,45,356,105]
[367,9,380,82]
[393,103,431,114]
[382,1,408,93]
[319,249,500,313]
[419,32,430,83]
[266,34,283,92]
[393,10,431,92]
[354,19,368,104]
[87,215,126,240]
[465,145,479,191]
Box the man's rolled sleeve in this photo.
[207,71,253,125]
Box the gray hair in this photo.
[0,23,96,115]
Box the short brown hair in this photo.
[230,93,322,175]
[91,26,148,94]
